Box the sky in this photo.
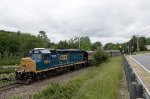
[0,0,150,45]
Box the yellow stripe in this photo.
[36,61,86,73]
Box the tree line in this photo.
[104,35,150,53]
[1,29,149,59]
[0,30,102,59]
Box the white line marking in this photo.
[130,56,150,74]
[128,56,150,96]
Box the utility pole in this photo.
[130,46,131,55]
[79,37,80,49]
[136,35,139,52]
[127,46,129,54]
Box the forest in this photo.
[0,30,150,65]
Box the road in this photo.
[126,55,150,98]
[131,54,150,71]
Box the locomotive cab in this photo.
[32,49,51,71]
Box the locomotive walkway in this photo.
[126,55,150,96]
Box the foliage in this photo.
[80,36,91,50]
[57,40,69,49]
[0,55,20,66]
[56,36,102,51]
[91,41,102,50]
[34,57,123,99]
[103,35,149,53]
[0,29,104,65]
[0,30,48,65]
[0,73,15,87]
[38,31,50,47]
[68,37,79,49]
[129,35,147,51]
[93,50,109,66]
[146,37,150,45]
[0,67,15,74]
[104,43,116,50]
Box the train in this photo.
[105,50,121,57]
[15,48,93,84]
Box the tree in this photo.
[91,42,102,50]
[0,33,8,58]
[104,43,115,50]
[146,37,150,45]
[80,36,91,50]
[139,37,147,51]
[38,31,48,40]
[38,31,50,48]
[7,33,20,56]
[93,49,108,66]
[68,37,79,49]
[129,35,147,51]
[57,40,69,49]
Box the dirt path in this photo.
[0,67,92,99]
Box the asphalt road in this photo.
[131,54,150,71]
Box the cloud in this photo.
[0,0,150,44]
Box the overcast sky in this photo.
[0,0,150,45]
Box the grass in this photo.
[0,67,15,74]
[0,56,19,73]
[34,56,123,99]
[0,56,20,66]
[0,73,15,87]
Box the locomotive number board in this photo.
[59,55,68,61]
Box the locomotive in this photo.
[15,48,91,84]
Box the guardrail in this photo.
[123,56,150,99]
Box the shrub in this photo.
[93,50,109,66]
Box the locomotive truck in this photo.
[15,48,91,84]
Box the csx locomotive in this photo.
[16,48,90,84]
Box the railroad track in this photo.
[0,67,92,95]
[0,83,22,93]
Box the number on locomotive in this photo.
[60,55,68,60]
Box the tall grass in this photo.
[0,67,15,74]
[0,56,20,66]
[34,56,123,99]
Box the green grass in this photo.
[0,56,20,66]
[34,56,123,99]
[0,73,15,87]
[0,67,15,74]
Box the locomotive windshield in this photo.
[32,54,42,59]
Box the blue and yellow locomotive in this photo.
[16,48,89,84]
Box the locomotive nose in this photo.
[20,58,36,72]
